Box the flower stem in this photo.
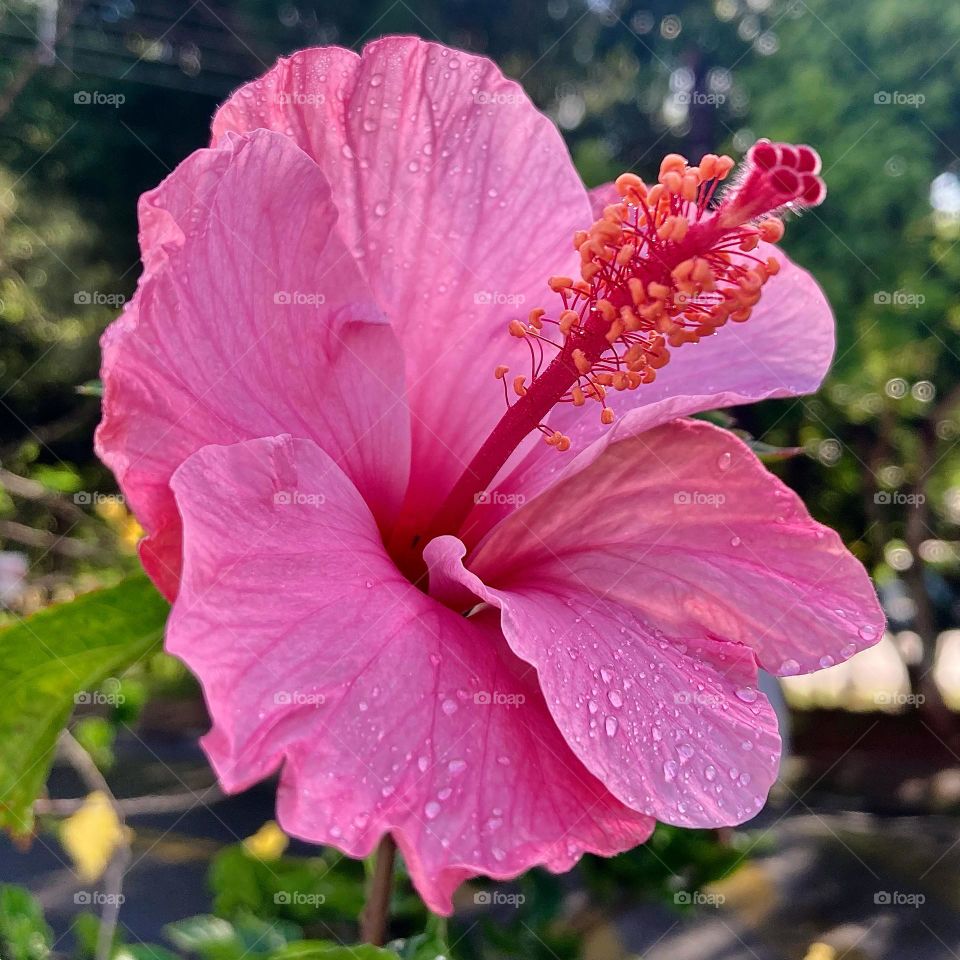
[360,834,397,945]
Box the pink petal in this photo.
[471,418,884,676]
[211,37,591,531]
[167,435,654,915]
[95,129,408,597]
[426,536,782,828]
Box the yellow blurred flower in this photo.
[60,791,132,882]
[242,820,289,861]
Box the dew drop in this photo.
[705,764,717,781]
[441,698,457,716]
[859,624,878,640]
[373,200,388,217]
[718,451,733,471]
[735,685,758,703]
[678,742,695,760]
[730,536,742,547]
[448,759,467,775]
[819,654,836,669]
[605,716,618,737]
[424,801,441,820]
[779,658,801,676]
[607,690,623,708]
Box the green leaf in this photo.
[0,884,53,960]
[0,574,168,835]
[268,944,398,960]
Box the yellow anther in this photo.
[528,307,545,328]
[672,258,695,281]
[699,154,718,180]
[628,277,646,306]
[648,281,671,300]
[548,276,573,292]
[603,203,627,223]
[660,170,683,195]
[766,256,781,275]
[596,299,617,322]
[659,153,687,177]
[758,218,785,243]
[620,305,640,331]
[605,319,624,344]
[572,229,588,250]
[615,172,645,196]
[714,155,735,179]
[681,171,699,202]
[572,280,592,296]
[616,244,636,266]
[494,364,509,379]
[556,435,571,452]
[572,348,591,374]
[612,372,629,391]
[600,407,615,425]
[559,309,580,335]
[571,385,585,406]
[582,262,602,282]
[508,319,527,338]
[513,375,528,396]
[739,234,760,252]
[692,257,715,288]
[590,219,620,241]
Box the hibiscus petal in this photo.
[465,418,884,676]
[211,37,590,531]
[426,536,782,828]
[95,129,409,598]
[167,434,654,915]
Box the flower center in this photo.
[415,141,825,564]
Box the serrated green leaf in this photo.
[0,574,168,835]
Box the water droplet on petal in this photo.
[819,654,836,669]
[605,716,618,737]
[607,690,623,708]
[718,451,733,471]
[780,658,801,676]
[859,624,878,640]
[705,764,717,781]
[663,760,678,781]
[373,200,388,217]
[735,686,758,703]
[441,698,457,715]
[448,759,467,775]
[424,800,441,819]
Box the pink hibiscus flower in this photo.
[96,36,884,914]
